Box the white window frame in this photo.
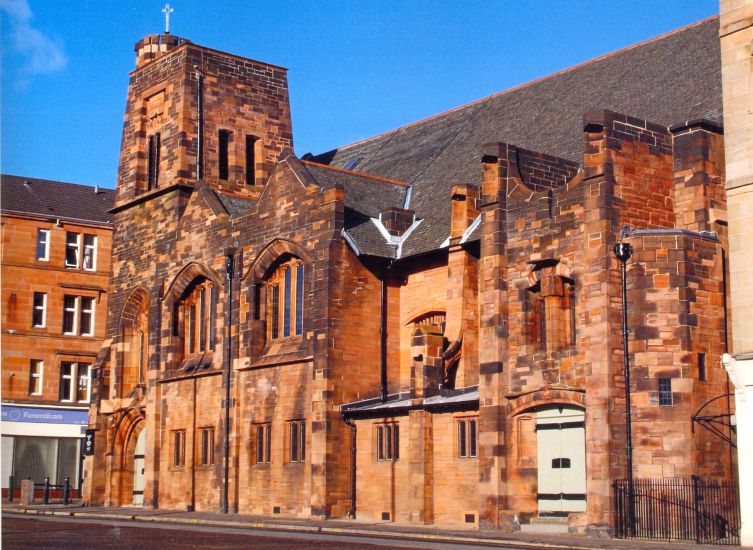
[29,360,44,396]
[82,234,97,271]
[62,295,79,335]
[65,232,81,268]
[76,363,91,403]
[60,362,75,402]
[36,229,50,261]
[79,296,95,336]
[32,291,47,328]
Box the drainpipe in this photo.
[344,417,357,519]
[220,249,235,514]
[380,261,393,403]
[722,249,734,477]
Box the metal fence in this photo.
[614,477,740,546]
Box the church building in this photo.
[85,16,734,534]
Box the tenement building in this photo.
[1,176,114,497]
[85,17,735,533]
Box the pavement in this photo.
[2,501,746,550]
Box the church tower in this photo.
[114,32,293,206]
[85,30,294,508]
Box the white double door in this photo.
[536,406,586,513]
[132,430,146,506]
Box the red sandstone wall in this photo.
[1,214,111,403]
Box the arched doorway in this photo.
[536,406,586,514]
[132,429,146,505]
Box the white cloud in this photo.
[1,0,67,77]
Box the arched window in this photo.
[120,289,149,397]
[266,258,304,340]
[179,278,217,356]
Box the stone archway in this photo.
[108,409,144,507]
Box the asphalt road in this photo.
[2,516,524,550]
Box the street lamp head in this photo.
[614,242,633,263]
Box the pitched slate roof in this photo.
[1,174,115,225]
[312,17,723,258]
[300,161,410,257]
[216,193,256,217]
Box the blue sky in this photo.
[1,0,718,189]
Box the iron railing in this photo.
[614,476,740,546]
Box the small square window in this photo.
[658,378,673,407]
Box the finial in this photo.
[162,4,174,34]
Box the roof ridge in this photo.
[1,174,116,192]
[300,160,411,188]
[329,15,719,155]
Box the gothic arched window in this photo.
[180,279,217,356]
[266,258,304,340]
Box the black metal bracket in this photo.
[692,393,737,448]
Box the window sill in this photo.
[247,337,311,369]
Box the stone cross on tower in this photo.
[162,4,174,34]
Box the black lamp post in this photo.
[614,240,635,536]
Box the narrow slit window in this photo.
[270,284,280,340]
[698,353,706,382]
[199,287,207,352]
[283,267,291,337]
[469,418,477,457]
[245,135,258,185]
[138,331,145,384]
[209,285,216,351]
[147,133,161,190]
[458,420,467,458]
[219,130,231,180]
[295,264,304,335]
[188,302,197,353]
